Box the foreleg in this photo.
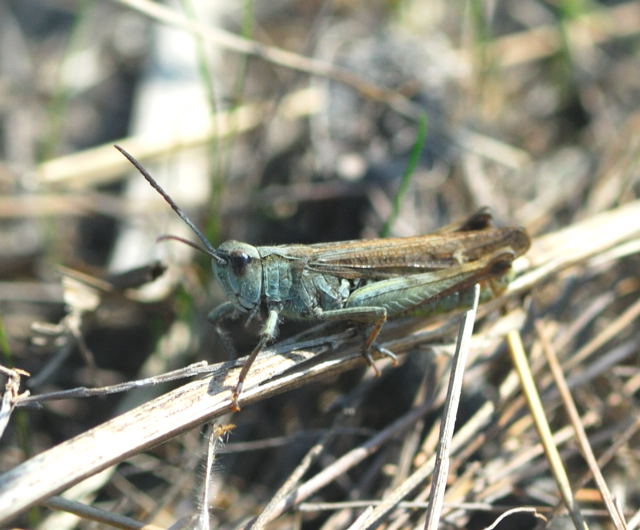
[230,308,280,411]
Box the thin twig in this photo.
[38,87,323,188]
[297,500,616,519]
[360,359,524,528]
[506,330,588,530]
[535,321,627,530]
[115,0,416,115]
[485,506,548,529]
[564,296,640,371]
[259,401,438,523]
[424,284,480,529]
[42,495,163,530]
[249,419,339,529]
[18,361,213,405]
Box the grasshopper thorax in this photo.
[214,241,263,312]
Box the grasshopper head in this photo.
[113,146,264,313]
[214,241,262,312]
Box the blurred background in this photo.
[1,0,639,528]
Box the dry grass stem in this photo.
[535,321,627,529]
[424,284,480,529]
[506,330,588,530]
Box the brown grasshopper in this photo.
[115,145,530,410]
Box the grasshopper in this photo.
[115,145,530,410]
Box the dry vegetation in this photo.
[0,0,639,528]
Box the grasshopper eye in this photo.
[230,251,252,275]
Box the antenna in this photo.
[114,145,226,264]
